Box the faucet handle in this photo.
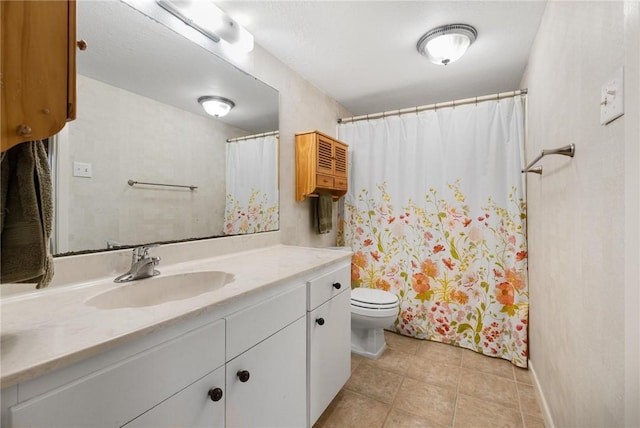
[134,244,159,260]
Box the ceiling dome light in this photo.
[198,96,235,117]
[417,24,477,66]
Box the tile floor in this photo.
[314,331,546,428]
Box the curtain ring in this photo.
[475,96,478,106]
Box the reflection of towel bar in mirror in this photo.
[306,193,341,201]
[522,144,575,174]
[128,179,198,191]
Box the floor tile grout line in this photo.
[451,363,463,427]
[515,377,527,428]
[384,374,407,428]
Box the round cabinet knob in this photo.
[333,282,342,290]
[16,124,32,137]
[237,370,250,383]
[208,387,223,402]
[316,318,325,326]
[76,40,88,51]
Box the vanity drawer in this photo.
[307,264,350,311]
[225,283,306,361]
[9,320,225,428]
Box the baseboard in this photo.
[528,360,555,428]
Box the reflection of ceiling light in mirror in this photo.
[198,96,235,117]
[156,0,254,54]
[417,24,477,66]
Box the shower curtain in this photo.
[224,134,278,235]
[338,96,529,367]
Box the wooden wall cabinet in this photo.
[295,131,348,201]
[1,0,77,152]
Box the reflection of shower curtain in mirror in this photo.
[339,96,529,367]
[224,135,279,235]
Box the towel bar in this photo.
[522,144,575,174]
[306,193,341,201]
[127,179,197,190]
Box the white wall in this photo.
[623,2,640,426]
[522,2,638,427]
[252,46,352,247]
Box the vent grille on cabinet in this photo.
[334,146,347,174]
[318,140,333,170]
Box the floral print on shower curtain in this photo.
[338,96,529,367]
[224,134,279,235]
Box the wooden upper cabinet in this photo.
[1,0,77,152]
[295,131,349,201]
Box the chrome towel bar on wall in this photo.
[522,144,575,175]
[127,179,198,190]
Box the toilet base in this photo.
[350,327,387,359]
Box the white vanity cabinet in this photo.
[8,319,226,428]
[2,253,352,428]
[306,264,351,426]
[225,284,307,428]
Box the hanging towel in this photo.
[1,141,54,288]
[315,193,333,234]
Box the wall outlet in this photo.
[600,67,624,125]
[73,161,92,178]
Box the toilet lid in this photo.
[351,288,399,309]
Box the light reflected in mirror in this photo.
[52,0,279,255]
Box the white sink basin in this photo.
[86,271,234,309]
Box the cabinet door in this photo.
[226,317,306,428]
[315,134,335,176]
[333,142,348,180]
[308,289,351,426]
[1,0,76,151]
[123,367,225,428]
[9,320,225,428]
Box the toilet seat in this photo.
[351,288,398,309]
[351,288,398,317]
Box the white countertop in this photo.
[0,245,351,388]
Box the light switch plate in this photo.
[600,66,624,125]
[73,161,92,178]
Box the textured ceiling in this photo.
[216,1,547,116]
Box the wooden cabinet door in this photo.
[225,317,307,428]
[123,368,225,428]
[1,0,76,152]
[333,142,348,180]
[316,134,335,176]
[308,289,351,426]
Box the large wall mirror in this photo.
[52,0,279,255]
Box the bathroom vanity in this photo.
[0,246,351,428]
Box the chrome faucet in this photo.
[114,245,161,283]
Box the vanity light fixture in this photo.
[198,96,235,117]
[157,0,254,53]
[417,24,477,66]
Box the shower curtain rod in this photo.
[337,89,528,124]
[226,130,279,143]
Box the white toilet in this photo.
[350,288,400,359]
